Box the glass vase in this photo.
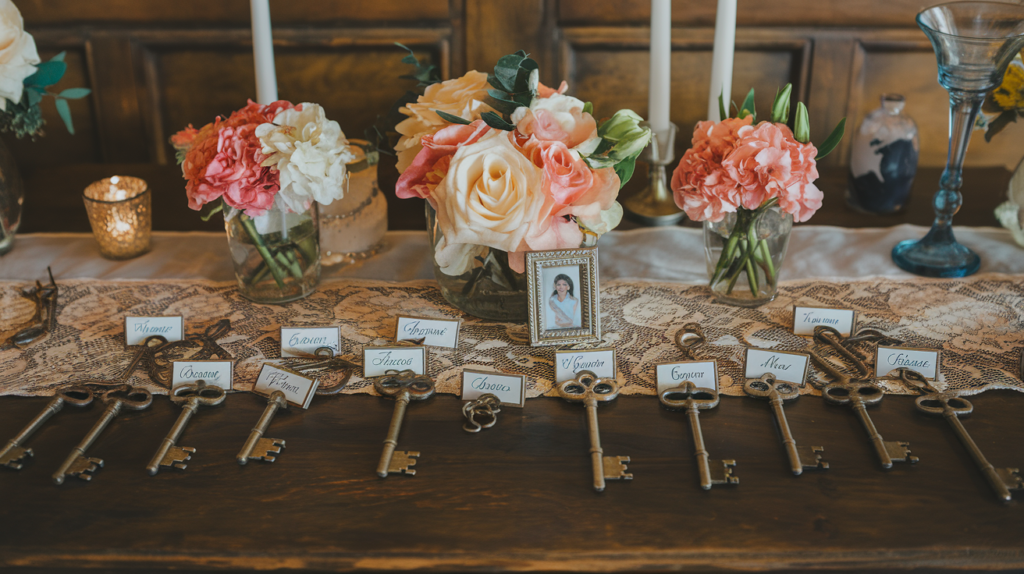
[426,203,528,321]
[892,2,1024,277]
[225,203,321,304]
[0,138,24,256]
[847,94,919,214]
[703,204,792,307]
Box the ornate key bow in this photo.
[822,380,885,408]
[659,382,738,489]
[374,370,435,477]
[742,373,800,402]
[462,394,501,433]
[659,381,719,411]
[171,379,227,408]
[146,380,226,475]
[556,371,621,404]
[557,371,631,491]
[373,369,436,400]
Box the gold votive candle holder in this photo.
[83,175,152,259]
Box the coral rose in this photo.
[539,140,594,207]
[395,71,494,173]
[395,120,491,200]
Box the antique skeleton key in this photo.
[743,373,828,475]
[916,393,1023,502]
[823,380,917,468]
[660,382,738,489]
[374,370,435,477]
[53,385,152,484]
[147,380,226,475]
[557,371,632,492]
[1,386,94,470]
[237,391,287,465]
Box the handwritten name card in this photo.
[254,364,319,409]
[555,348,616,383]
[363,346,428,378]
[396,316,461,348]
[280,326,340,358]
[793,306,857,337]
[171,360,233,390]
[655,360,718,393]
[744,348,810,386]
[124,316,183,346]
[461,369,526,407]
[875,346,941,380]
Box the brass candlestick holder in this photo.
[622,121,685,226]
[83,176,151,260]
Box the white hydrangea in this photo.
[256,103,356,214]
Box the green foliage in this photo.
[770,84,792,124]
[480,111,516,131]
[794,102,810,143]
[0,51,91,137]
[583,110,652,188]
[483,50,539,126]
[737,88,756,121]
[395,43,442,88]
[718,91,728,121]
[199,199,224,222]
[435,110,472,125]
[814,117,846,160]
[0,95,44,139]
[366,44,444,156]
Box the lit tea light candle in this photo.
[83,176,152,259]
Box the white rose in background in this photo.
[395,71,494,173]
[432,130,547,273]
[0,0,39,111]
[256,103,356,214]
[995,162,1024,248]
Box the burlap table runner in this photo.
[2,275,1022,398]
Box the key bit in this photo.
[148,380,225,475]
[884,440,918,465]
[0,445,32,470]
[996,468,1024,491]
[603,456,632,481]
[709,459,739,486]
[238,391,288,466]
[388,451,419,475]
[159,446,196,470]
[65,454,104,482]
[797,445,829,471]
[250,437,286,463]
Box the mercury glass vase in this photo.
[225,203,321,304]
[703,205,793,307]
[892,1,1024,277]
[319,140,388,267]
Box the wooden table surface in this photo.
[4,163,1022,572]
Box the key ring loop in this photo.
[462,394,502,433]
[171,379,226,407]
[659,381,719,410]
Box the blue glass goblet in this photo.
[892,2,1024,277]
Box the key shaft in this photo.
[377,391,410,477]
[585,399,606,492]
[53,401,121,484]
[1,396,63,465]
[944,412,1013,502]
[851,401,893,469]
[686,405,714,490]
[147,402,198,475]
[768,395,803,475]
[237,392,285,465]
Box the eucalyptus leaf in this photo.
[435,110,472,125]
[738,88,756,121]
[485,94,520,116]
[52,51,66,62]
[814,117,846,160]
[58,87,91,100]
[25,60,66,88]
[54,97,74,134]
[481,111,515,131]
[25,87,42,107]
[770,84,792,124]
[794,102,810,143]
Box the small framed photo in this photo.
[526,247,600,347]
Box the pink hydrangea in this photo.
[204,124,279,216]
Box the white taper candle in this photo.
[250,0,278,104]
[707,0,737,121]
[648,0,672,136]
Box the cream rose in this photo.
[395,71,494,173]
[510,92,599,150]
[432,130,548,274]
[0,0,39,111]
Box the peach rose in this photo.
[510,93,598,149]
[394,71,494,173]
[395,120,491,200]
[432,130,547,274]
[539,140,594,207]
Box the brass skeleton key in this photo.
[823,380,917,468]
[53,385,152,484]
[237,391,287,465]
[557,371,632,492]
[374,370,435,477]
[1,386,94,470]
[147,380,226,475]
[916,393,1023,502]
[743,373,828,475]
[659,382,738,489]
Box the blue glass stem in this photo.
[932,90,981,231]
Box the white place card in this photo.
[124,316,183,346]
[793,306,857,337]
[555,348,616,383]
[171,360,233,391]
[395,316,461,348]
[253,364,319,409]
[461,369,526,407]
[280,326,340,358]
[362,346,428,378]
[744,348,810,386]
[875,346,941,380]
[655,360,718,394]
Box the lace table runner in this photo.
[2,275,1022,398]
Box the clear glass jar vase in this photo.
[225,203,321,304]
[426,203,528,321]
[0,138,24,255]
[847,94,920,214]
[703,204,792,307]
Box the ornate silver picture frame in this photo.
[526,247,601,347]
